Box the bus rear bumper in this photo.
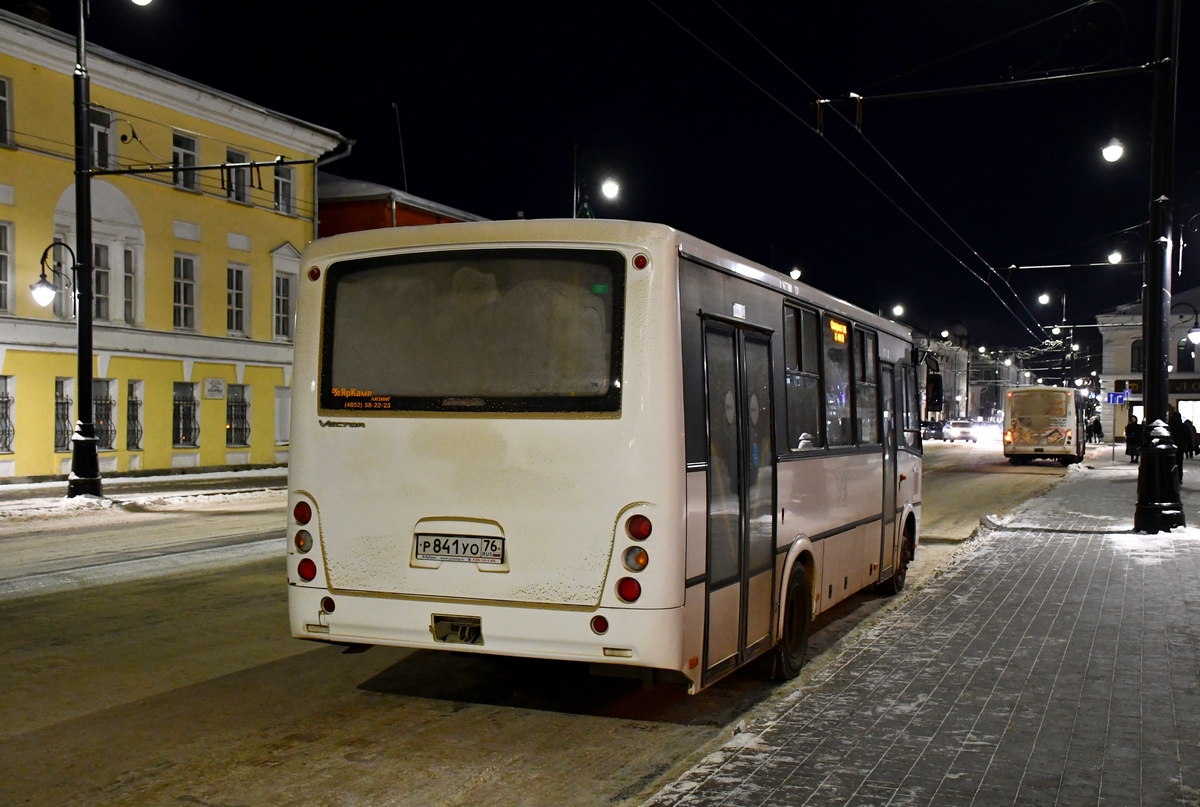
[289,584,690,674]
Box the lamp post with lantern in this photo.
[26,0,153,498]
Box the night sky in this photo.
[29,0,1200,361]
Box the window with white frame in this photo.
[227,263,247,335]
[172,132,197,190]
[0,221,11,314]
[0,77,11,148]
[226,148,248,203]
[274,272,294,340]
[126,380,143,450]
[93,243,110,321]
[274,165,294,215]
[93,378,116,451]
[275,386,291,445]
[227,384,250,447]
[174,254,196,330]
[87,108,114,169]
[123,247,136,325]
[0,375,13,453]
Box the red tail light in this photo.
[591,615,609,634]
[1004,430,1013,444]
[293,501,312,525]
[617,577,641,602]
[297,558,317,582]
[626,515,652,540]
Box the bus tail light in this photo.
[626,514,652,540]
[623,546,649,571]
[617,577,641,603]
[591,615,609,634]
[294,530,313,553]
[1066,430,1074,443]
[297,558,317,582]
[293,501,312,525]
[1004,430,1013,444]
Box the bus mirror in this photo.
[926,373,944,412]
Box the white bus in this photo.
[1003,386,1086,466]
[287,220,923,694]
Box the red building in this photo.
[317,173,485,237]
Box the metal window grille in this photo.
[92,379,115,451]
[226,386,250,447]
[172,384,199,447]
[0,378,13,453]
[55,384,72,452]
[126,392,142,450]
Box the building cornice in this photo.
[0,10,344,158]
[0,316,294,366]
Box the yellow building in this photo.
[0,10,345,478]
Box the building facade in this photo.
[316,173,484,237]
[1097,285,1200,428]
[0,10,345,478]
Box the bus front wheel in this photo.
[775,564,812,680]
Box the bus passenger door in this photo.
[880,363,898,577]
[702,323,776,684]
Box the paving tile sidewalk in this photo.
[645,462,1200,807]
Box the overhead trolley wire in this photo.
[647,0,1046,342]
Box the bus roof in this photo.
[301,218,912,343]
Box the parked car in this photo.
[943,420,976,442]
[921,420,944,440]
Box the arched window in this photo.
[1178,338,1197,373]
[1131,339,1144,373]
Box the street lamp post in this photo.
[1135,0,1183,533]
[28,0,152,497]
[65,0,101,497]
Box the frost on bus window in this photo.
[329,253,615,399]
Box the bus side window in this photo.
[823,314,853,448]
[855,330,880,446]
[784,306,822,451]
[901,364,921,448]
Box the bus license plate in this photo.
[415,534,504,565]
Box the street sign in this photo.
[1106,392,1126,405]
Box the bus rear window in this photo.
[320,248,625,413]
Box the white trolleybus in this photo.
[287,220,923,694]
[1003,386,1086,466]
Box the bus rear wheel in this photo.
[878,527,914,595]
[775,564,812,680]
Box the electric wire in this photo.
[709,0,1048,342]
[678,0,1047,342]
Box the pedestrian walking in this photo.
[1187,419,1197,459]
[1125,415,1143,463]
[1094,417,1104,443]
[1086,418,1096,443]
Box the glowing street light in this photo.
[600,178,619,200]
[1108,250,1123,264]
[891,304,904,317]
[789,267,801,280]
[1102,137,1125,162]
